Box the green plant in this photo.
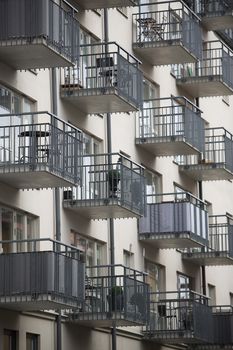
[107,169,120,194]
[108,286,124,312]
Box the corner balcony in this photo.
[68,264,148,327]
[63,153,145,220]
[175,41,233,97]
[217,29,233,52]
[139,192,208,249]
[144,291,213,344]
[60,42,143,115]
[0,239,85,311]
[133,1,202,66]
[182,215,233,266]
[0,112,82,189]
[0,0,79,69]
[73,0,137,10]
[198,0,233,31]
[179,128,233,181]
[136,97,205,157]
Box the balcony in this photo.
[0,239,85,311]
[73,0,137,10]
[136,97,205,157]
[217,29,233,51]
[179,128,233,181]
[144,291,213,344]
[63,153,145,220]
[68,264,148,327]
[182,215,233,266]
[60,42,143,114]
[0,0,79,70]
[132,1,202,66]
[175,41,233,97]
[0,112,82,189]
[139,192,208,249]
[198,0,233,31]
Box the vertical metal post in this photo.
[51,67,62,350]
[104,8,117,350]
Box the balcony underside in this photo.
[70,312,143,327]
[133,42,197,66]
[182,251,233,266]
[0,165,76,189]
[61,87,137,114]
[144,331,207,344]
[139,232,206,249]
[73,0,136,9]
[0,38,73,70]
[63,199,141,219]
[179,164,233,181]
[136,137,200,157]
[0,294,79,311]
[176,77,233,97]
[202,15,233,31]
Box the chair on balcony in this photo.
[96,56,117,88]
[137,15,166,42]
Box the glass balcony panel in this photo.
[0,0,79,69]
[139,192,208,249]
[61,42,143,114]
[0,112,82,189]
[133,1,202,66]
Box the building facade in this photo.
[0,0,233,349]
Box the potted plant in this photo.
[108,286,124,312]
[107,169,120,198]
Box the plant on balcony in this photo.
[107,169,120,198]
[108,285,124,312]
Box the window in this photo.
[26,333,39,350]
[208,284,216,306]
[177,272,193,296]
[3,329,17,350]
[144,169,162,203]
[0,84,34,115]
[123,249,134,268]
[145,259,165,293]
[174,183,188,200]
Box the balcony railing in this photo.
[133,1,202,66]
[0,0,79,69]
[136,97,205,156]
[217,29,233,51]
[197,0,233,31]
[61,42,143,114]
[63,153,145,219]
[0,238,85,311]
[174,41,233,97]
[179,128,233,181]
[68,264,148,327]
[73,0,138,10]
[139,192,208,249]
[0,112,82,189]
[182,215,233,266]
[144,291,213,344]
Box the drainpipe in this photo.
[104,8,117,350]
[196,98,206,297]
[51,67,62,350]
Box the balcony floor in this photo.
[70,312,144,327]
[139,232,207,249]
[182,251,233,266]
[144,331,209,344]
[133,41,197,66]
[61,86,138,114]
[202,15,233,31]
[136,136,201,156]
[0,38,73,70]
[63,199,142,219]
[0,294,79,311]
[0,164,76,189]
[176,76,233,97]
[179,163,233,181]
[73,0,135,9]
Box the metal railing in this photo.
[197,0,233,17]
[145,290,213,342]
[139,192,208,243]
[180,128,233,174]
[0,238,85,306]
[174,41,233,89]
[70,264,148,325]
[133,1,202,60]
[0,0,79,65]
[63,152,145,216]
[0,112,83,185]
[217,29,233,51]
[136,97,205,153]
[61,42,143,109]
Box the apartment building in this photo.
[0,0,233,349]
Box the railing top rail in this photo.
[86,264,148,277]
[205,127,233,140]
[211,305,233,313]
[146,192,206,207]
[141,96,203,114]
[203,40,233,55]
[148,289,209,301]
